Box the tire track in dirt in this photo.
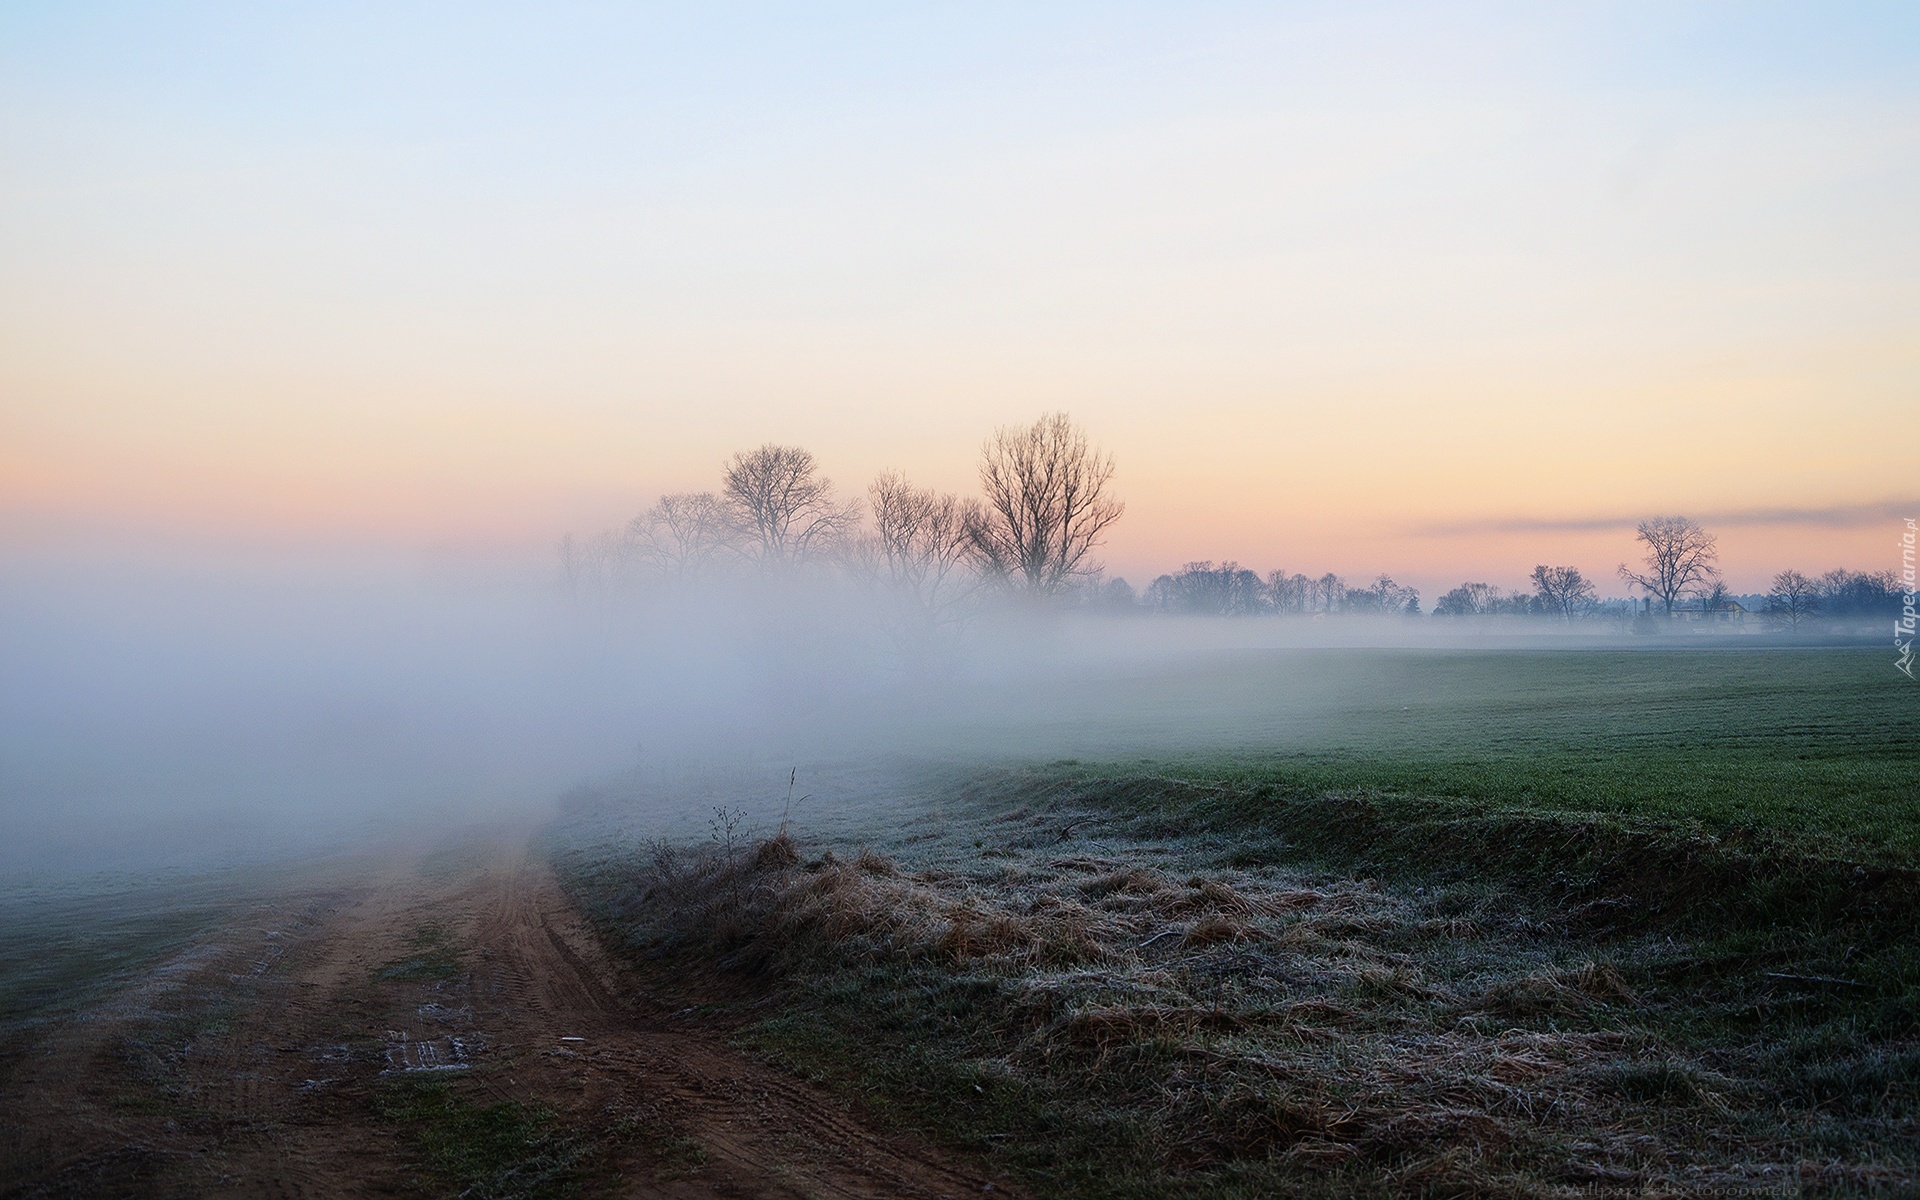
[2,841,1015,1199]
[464,847,1009,1198]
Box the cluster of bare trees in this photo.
[559,414,1126,629]
[1764,567,1904,629]
[1611,516,1899,628]
[1426,566,1600,620]
[1135,518,1729,624]
[1142,566,1420,617]
[1141,562,1612,621]
[1420,518,1717,623]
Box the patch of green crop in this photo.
[993,647,1920,860]
[0,881,240,1044]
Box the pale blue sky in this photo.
[3,3,1915,588]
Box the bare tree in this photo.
[721,445,861,568]
[1817,568,1901,619]
[866,470,980,611]
[629,491,734,581]
[1766,569,1819,628]
[1310,572,1345,614]
[1147,561,1267,615]
[1617,517,1719,617]
[1433,582,1503,616]
[1531,564,1597,622]
[1329,574,1416,615]
[1366,574,1420,615]
[555,529,633,599]
[1266,570,1307,613]
[968,413,1125,595]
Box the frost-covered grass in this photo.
[555,644,1920,1197]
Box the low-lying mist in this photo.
[0,537,1799,883]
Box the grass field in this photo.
[911,644,1920,857]
[557,643,1920,1198]
[0,874,250,1048]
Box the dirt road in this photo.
[0,842,1012,1199]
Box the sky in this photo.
[2,2,1916,595]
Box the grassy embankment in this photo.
[558,646,1919,1197]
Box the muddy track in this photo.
[0,845,1013,1199]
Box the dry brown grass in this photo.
[1179,912,1255,948]
[594,824,1914,1198]
[1477,960,1637,1016]
[750,831,801,870]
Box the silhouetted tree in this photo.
[1531,564,1597,621]
[1095,577,1139,610]
[865,470,980,624]
[969,413,1124,595]
[1697,579,1731,618]
[1618,517,1719,617]
[1433,582,1504,616]
[1766,569,1818,628]
[722,445,860,568]
[1308,572,1345,614]
[1817,569,1899,619]
[1265,571,1308,613]
[1363,574,1420,615]
[630,491,733,581]
[1149,561,1266,614]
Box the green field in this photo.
[0,875,246,1047]
[903,644,1920,859]
[557,642,1920,1199]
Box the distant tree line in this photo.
[563,432,1901,633]
[1609,516,1902,628]
[1762,568,1905,628]
[1137,562,1608,621]
[1139,566,1421,617]
[1061,514,1900,630]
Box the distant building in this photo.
[1673,598,1748,624]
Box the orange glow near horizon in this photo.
[2,7,1914,598]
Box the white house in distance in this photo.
[1670,598,1750,625]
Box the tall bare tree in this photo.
[1766,568,1818,628]
[863,471,982,651]
[721,445,860,567]
[1531,564,1597,621]
[868,471,978,598]
[1617,516,1719,617]
[968,413,1124,595]
[629,491,733,581]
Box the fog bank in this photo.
[1,539,1815,879]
